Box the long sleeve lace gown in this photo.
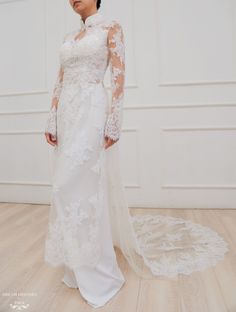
[44,11,229,308]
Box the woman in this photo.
[44,0,229,308]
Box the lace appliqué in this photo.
[130,214,229,277]
[91,155,101,174]
[63,131,94,172]
[52,66,64,100]
[104,93,123,141]
[44,33,69,137]
[45,105,57,136]
[64,200,89,226]
[44,153,106,269]
[104,21,125,141]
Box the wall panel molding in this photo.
[0,0,25,4]
[0,180,50,186]
[159,79,236,87]
[156,0,236,87]
[161,126,236,132]
[0,102,236,116]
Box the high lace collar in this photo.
[80,11,104,30]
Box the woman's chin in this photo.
[74,3,83,11]
[75,8,84,14]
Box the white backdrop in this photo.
[0,0,235,208]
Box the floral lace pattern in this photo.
[45,105,57,136]
[64,130,94,172]
[130,214,229,277]
[104,21,125,141]
[45,149,106,269]
[52,66,64,101]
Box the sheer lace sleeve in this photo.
[52,65,64,103]
[104,21,125,141]
[44,66,64,136]
[45,35,66,136]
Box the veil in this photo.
[106,142,229,279]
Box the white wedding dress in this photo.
[44,11,229,308]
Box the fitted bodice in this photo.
[60,26,110,87]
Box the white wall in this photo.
[0,0,235,208]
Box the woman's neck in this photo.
[81,9,98,23]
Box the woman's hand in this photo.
[45,132,57,146]
[104,136,118,149]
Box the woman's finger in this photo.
[45,132,57,146]
[104,137,116,149]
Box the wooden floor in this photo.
[0,202,235,312]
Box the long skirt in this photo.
[44,81,125,307]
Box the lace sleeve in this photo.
[52,65,64,104]
[104,21,125,141]
[45,36,66,136]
